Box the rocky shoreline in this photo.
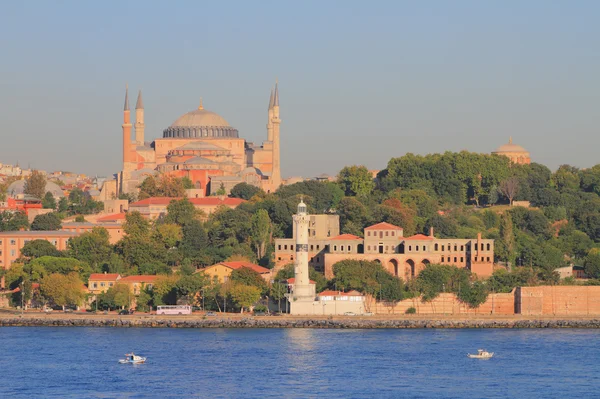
[2,316,600,329]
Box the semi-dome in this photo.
[7,180,64,199]
[162,101,239,139]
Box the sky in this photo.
[0,1,598,178]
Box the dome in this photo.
[170,108,231,128]
[7,180,64,199]
[163,102,239,139]
[493,137,528,153]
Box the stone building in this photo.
[116,83,283,196]
[492,137,531,164]
[275,215,495,279]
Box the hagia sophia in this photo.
[95,81,531,199]
[114,83,282,197]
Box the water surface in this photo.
[0,328,598,398]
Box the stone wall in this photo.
[517,286,600,316]
[370,292,515,315]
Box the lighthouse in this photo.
[290,199,316,311]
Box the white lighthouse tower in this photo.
[289,199,316,313]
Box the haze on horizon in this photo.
[0,1,598,178]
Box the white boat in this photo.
[467,349,494,359]
[119,353,147,364]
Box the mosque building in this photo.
[115,83,282,197]
[492,137,531,165]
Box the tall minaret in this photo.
[134,90,145,145]
[267,89,274,142]
[291,199,316,301]
[271,82,282,188]
[122,86,133,167]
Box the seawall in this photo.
[2,316,600,329]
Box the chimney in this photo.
[429,227,434,238]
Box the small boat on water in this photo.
[119,353,147,364]
[467,349,494,359]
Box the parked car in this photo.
[362,312,374,316]
[205,311,217,317]
[344,312,357,316]
[253,311,267,316]
[119,309,134,315]
[44,308,53,313]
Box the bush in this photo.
[405,307,416,314]
[254,304,268,313]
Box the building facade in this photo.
[275,215,495,279]
[117,83,283,196]
[0,231,79,271]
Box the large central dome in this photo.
[162,102,239,139]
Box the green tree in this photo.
[180,219,209,259]
[21,240,63,259]
[331,259,404,302]
[153,223,182,249]
[74,215,86,223]
[42,192,57,209]
[229,284,261,313]
[337,165,375,197]
[230,267,268,294]
[152,275,179,306]
[497,212,515,264]
[40,272,85,310]
[269,282,288,312]
[230,183,262,200]
[215,183,227,196]
[584,249,600,279]
[26,256,91,281]
[164,198,198,226]
[24,171,46,199]
[31,213,62,231]
[67,227,112,271]
[176,273,208,305]
[57,197,68,213]
[0,211,29,231]
[251,209,271,260]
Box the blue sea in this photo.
[0,327,598,398]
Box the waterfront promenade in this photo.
[2,311,600,328]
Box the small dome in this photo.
[7,180,64,199]
[493,137,528,153]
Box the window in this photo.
[11,250,15,257]
[385,231,389,237]
[317,245,320,250]
[367,231,371,237]
[391,232,395,237]
[460,257,464,262]
[10,240,16,245]
[93,283,97,288]
[310,245,314,251]
[487,243,491,251]
[460,245,464,251]
[435,244,439,251]
[379,231,383,239]
[475,257,478,261]
[348,246,352,252]
[101,282,106,287]
[423,246,427,252]
[0,240,2,245]
[487,257,490,262]
[368,246,371,251]
[278,257,281,261]
[416,245,419,251]
[409,246,412,251]
[334,246,337,251]
[454,257,457,262]
[441,256,445,262]
[474,243,478,250]
[278,245,281,250]
[441,245,445,251]
[109,282,114,287]
[454,245,457,251]
[284,245,288,250]
[291,245,294,250]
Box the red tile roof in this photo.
[130,197,179,206]
[119,275,159,283]
[89,273,121,281]
[404,234,434,241]
[331,234,363,240]
[97,213,127,222]
[219,261,271,274]
[364,222,403,231]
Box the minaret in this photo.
[122,86,133,166]
[271,82,282,188]
[267,89,274,142]
[291,199,316,301]
[134,90,145,145]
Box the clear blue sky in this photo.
[0,1,598,177]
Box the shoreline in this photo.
[2,313,600,328]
